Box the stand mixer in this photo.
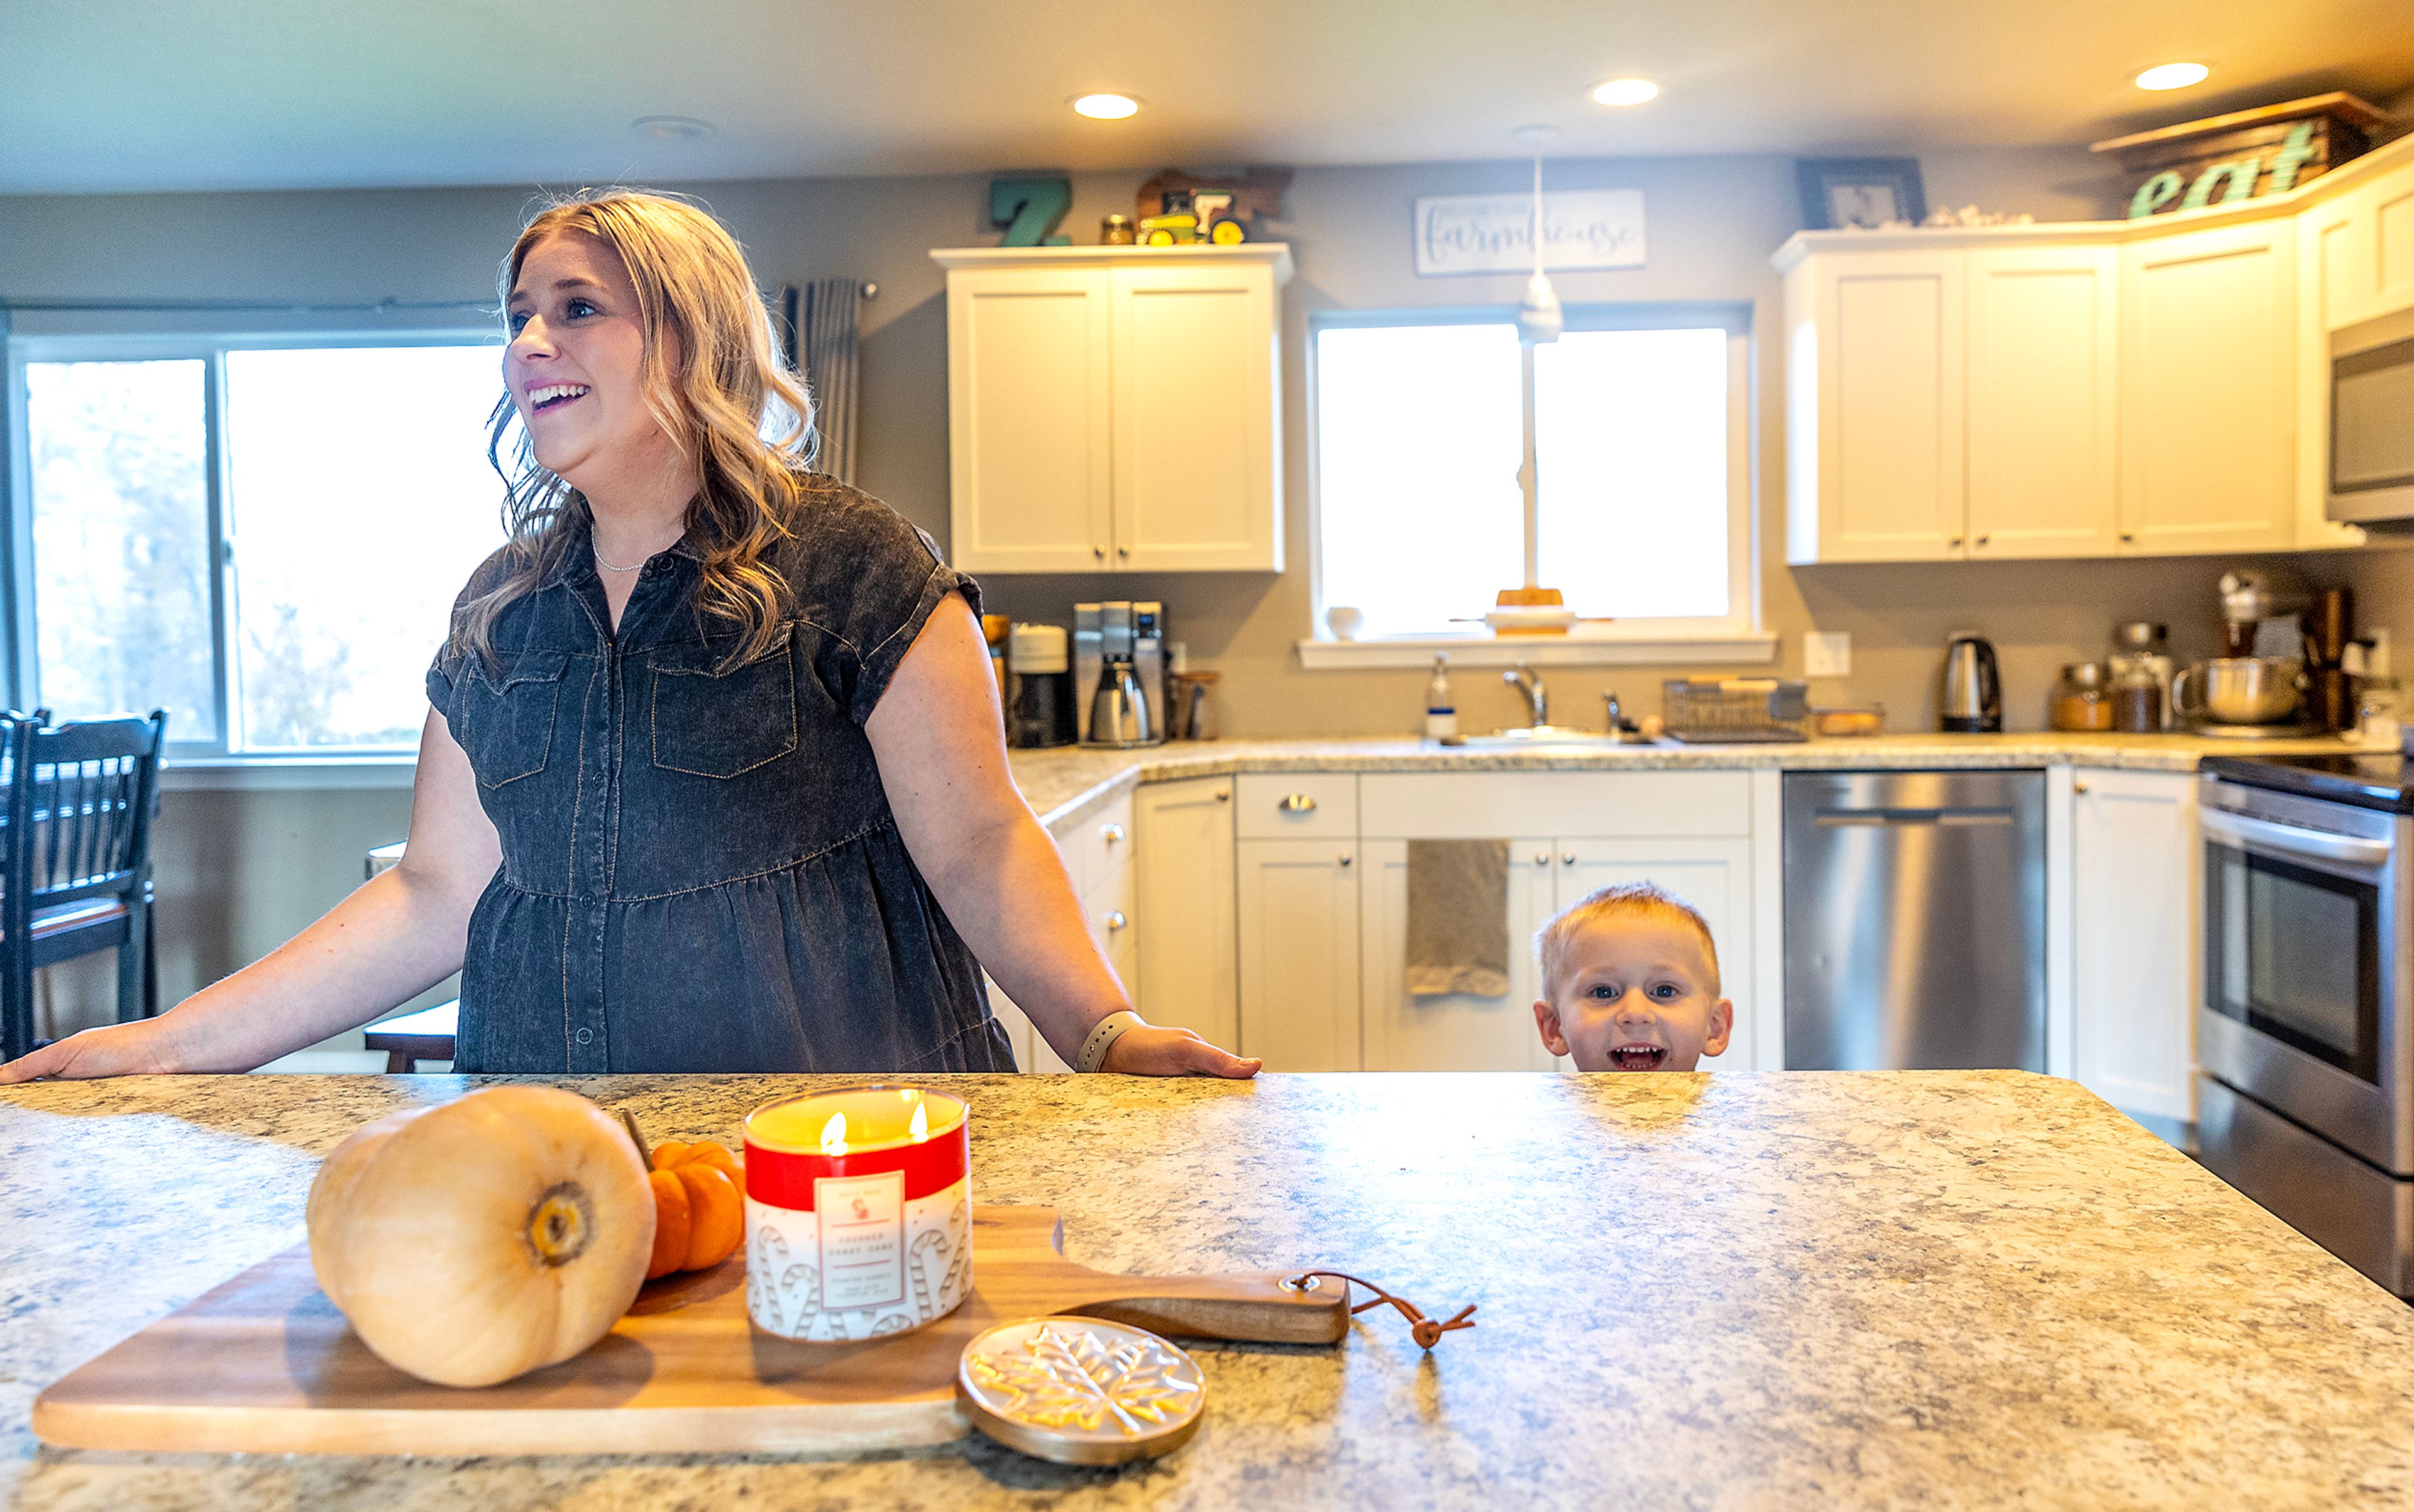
[2173,572,2312,735]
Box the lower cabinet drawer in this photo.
[1236,773,1359,840]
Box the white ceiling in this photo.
[5,0,2413,194]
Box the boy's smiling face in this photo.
[1535,913,1733,1072]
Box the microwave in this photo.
[2329,305,2414,525]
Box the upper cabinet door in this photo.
[944,267,1114,572]
[1794,250,1968,562]
[1965,247,2120,558]
[1108,263,1283,571]
[2118,221,2298,555]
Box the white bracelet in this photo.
[1075,1010,1145,1074]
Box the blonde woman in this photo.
[3,190,1255,1081]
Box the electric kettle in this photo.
[1941,634,2002,733]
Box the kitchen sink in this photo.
[1453,726,1660,749]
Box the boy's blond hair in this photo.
[1535,882,1721,1003]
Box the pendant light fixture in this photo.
[1494,123,1575,637]
[1512,123,1563,346]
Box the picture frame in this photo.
[1795,157,1927,231]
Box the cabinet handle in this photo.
[1104,910,1128,932]
[1100,823,1126,846]
[2074,780,2090,795]
[1562,853,1576,866]
[1534,850,1551,866]
[1215,790,1230,802]
[1949,536,1964,549]
[1277,793,1318,813]
[1094,546,1106,560]
[1975,534,1990,547]
[2120,532,2135,544]
[1338,853,1353,867]
[1118,546,1130,558]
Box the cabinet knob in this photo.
[1094,546,1106,560]
[1104,910,1128,932]
[1338,853,1353,867]
[1277,793,1318,813]
[1975,534,1990,547]
[1534,850,1551,866]
[2120,532,2136,544]
[2073,780,2090,795]
[1215,790,1230,802]
[1100,823,1126,846]
[1561,853,1576,866]
[1117,545,1130,558]
[1949,536,1964,549]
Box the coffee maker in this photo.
[1077,600,1166,748]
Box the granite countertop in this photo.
[1009,732,2377,829]
[6,1071,2412,1509]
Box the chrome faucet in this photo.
[1503,666,1548,727]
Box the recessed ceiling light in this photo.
[1072,93,1142,120]
[1590,77,1660,108]
[2134,62,2210,91]
[632,116,715,141]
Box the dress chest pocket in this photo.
[648,629,798,779]
[459,652,567,790]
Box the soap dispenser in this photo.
[1425,654,1458,741]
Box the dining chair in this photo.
[1,708,169,1063]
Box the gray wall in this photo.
[11,142,2395,1037]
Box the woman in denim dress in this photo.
[4,192,1255,1082]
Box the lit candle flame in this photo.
[820,1112,847,1154]
[910,1101,930,1142]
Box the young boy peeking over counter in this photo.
[1533,883,1732,1072]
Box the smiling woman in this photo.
[0,190,1259,1084]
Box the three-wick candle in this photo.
[742,1087,973,1341]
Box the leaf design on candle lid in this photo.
[966,1324,1201,1437]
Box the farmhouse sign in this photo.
[2090,92,2389,220]
[1413,189,1646,276]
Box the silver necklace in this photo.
[592,545,649,573]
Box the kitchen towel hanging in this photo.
[797,277,867,485]
[1404,839,1511,996]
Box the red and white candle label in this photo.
[813,1171,905,1310]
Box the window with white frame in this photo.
[1310,308,1751,643]
[9,336,507,755]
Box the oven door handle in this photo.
[2200,806,2395,869]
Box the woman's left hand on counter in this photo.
[1101,1025,1262,1078]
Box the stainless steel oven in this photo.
[2196,771,2414,1294]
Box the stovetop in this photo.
[2202,752,2414,813]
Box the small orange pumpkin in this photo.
[639,1137,746,1279]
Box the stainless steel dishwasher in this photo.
[1782,770,2047,1071]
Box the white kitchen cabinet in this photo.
[1965,246,2121,558]
[2071,769,2199,1127]
[1134,776,1238,1049]
[940,265,1113,571]
[1783,248,1967,563]
[2117,220,2298,555]
[1235,837,1360,1071]
[934,245,1292,575]
[1358,839,1559,1072]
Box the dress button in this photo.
[574,1027,594,1046]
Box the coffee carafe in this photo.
[1084,602,1160,748]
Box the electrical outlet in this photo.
[1803,631,1852,679]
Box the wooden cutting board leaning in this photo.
[31,1205,1348,1456]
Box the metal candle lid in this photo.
[956,1317,1205,1464]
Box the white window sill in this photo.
[1293,632,1779,670]
[161,756,417,792]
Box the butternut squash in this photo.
[306,1086,654,1388]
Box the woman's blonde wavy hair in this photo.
[455,189,815,668]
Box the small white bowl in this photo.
[1326,606,1365,642]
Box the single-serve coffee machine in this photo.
[1076,600,1166,748]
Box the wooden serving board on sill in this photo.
[31,1204,1348,1457]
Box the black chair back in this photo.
[1,709,168,1061]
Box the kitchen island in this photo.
[6,1071,2412,1509]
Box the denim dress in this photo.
[425,478,1018,1075]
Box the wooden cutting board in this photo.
[32,1204,1348,1456]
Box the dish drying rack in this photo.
[1662,678,1812,743]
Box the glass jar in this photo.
[2111,658,2164,733]
[2051,662,2114,732]
[2108,621,2175,731]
